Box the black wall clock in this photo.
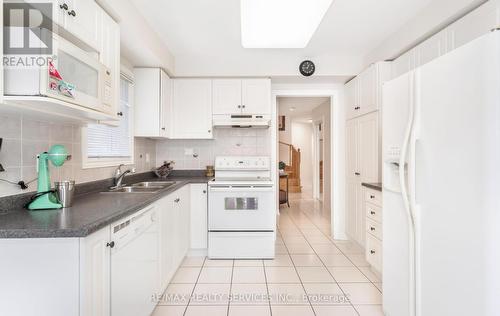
[299,60,315,76]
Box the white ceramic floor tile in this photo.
[228,305,271,316]
[184,305,228,316]
[358,267,381,283]
[305,235,333,244]
[374,282,382,292]
[263,255,293,267]
[336,243,365,254]
[339,283,382,305]
[190,283,231,305]
[204,259,234,267]
[290,254,324,267]
[230,283,269,305]
[319,254,354,267]
[159,283,195,305]
[355,304,385,316]
[271,305,315,316]
[267,283,308,305]
[265,267,301,283]
[296,266,335,283]
[151,305,187,316]
[311,243,342,254]
[282,236,308,244]
[346,254,371,267]
[302,283,349,305]
[198,267,233,284]
[312,305,358,316]
[181,256,206,267]
[233,259,263,267]
[286,243,315,254]
[274,244,289,254]
[232,266,266,283]
[171,267,201,283]
[328,267,370,283]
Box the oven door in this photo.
[209,184,275,231]
[41,35,108,112]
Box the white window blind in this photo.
[86,77,133,159]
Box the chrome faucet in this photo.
[111,164,136,189]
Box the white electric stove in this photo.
[208,156,275,259]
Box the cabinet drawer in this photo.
[366,217,382,240]
[366,233,382,274]
[365,189,382,206]
[366,203,382,223]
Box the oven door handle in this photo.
[209,186,273,192]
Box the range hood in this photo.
[213,114,271,128]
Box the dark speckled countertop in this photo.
[0,171,212,238]
[361,182,382,191]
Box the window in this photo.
[82,75,134,168]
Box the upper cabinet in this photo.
[171,79,213,139]
[56,0,100,51]
[134,68,171,138]
[213,79,271,115]
[345,62,391,120]
[99,10,120,117]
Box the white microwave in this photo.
[4,34,113,114]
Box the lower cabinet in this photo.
[190,183,208,250]
[364,187,383,275]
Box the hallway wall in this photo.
[291,121,314,195]
[312,101,331,209]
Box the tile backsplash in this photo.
[0,113,156,197]
[156,128,271,170]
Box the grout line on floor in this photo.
[183,257,207,316]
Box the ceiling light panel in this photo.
[241,0,333,48]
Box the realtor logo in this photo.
[3,2,53,54]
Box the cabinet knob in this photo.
[370,195,375,199]
[354,106,360,110]
[161,127,166,130]
[117,111,123,116]
[208,130,211,133]
[68,10,76,16]
[106,241,115,248]
[203,190,206,194]
[59,3,68,10]
[174,198,180,203]
[237,105,241,108]
[354,172,360,176]
[370,211,376,215]
[242,105,246,108]
[370,227,375,231]
[370,250,376,254]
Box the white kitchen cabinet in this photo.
[99,9,120,117]
[173,185,191,265]
[190,183,208,251]
[55,0,100,51]
[171,79,213,139]
[212,78,271,115]
[416,31,447,68]
[80,226,111,316]
[345,112,380,246]
[134,68,171,138]
[364,187,383,275]
[345,62,391,119]
[241,79,271,114]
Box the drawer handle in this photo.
[106,241,115,248]
[354,172,360,176]
[370,195,375,199]
[370,227,375,231]
[370,211,376,215]
[174,198,180,203]
[370,250,376,254]
[355,106,360,110]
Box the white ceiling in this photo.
[278,97,330,119]
[130,0,435,76]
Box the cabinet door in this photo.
[134,68,161,137]
[99,11,120,116]
[190,184,208,250]
[80,226,111,316]
[213,79,242,115]
[172,79,213,139]
[346,178,359,240]
[358,112,380,183]
[65,0,100,50]
[358,65,377,115]
[160,70,171,137]
[416,31,446,68]
[346,119,359,180]
[345,79,358,120]
[159,195,176,290]
[241,79,271,114]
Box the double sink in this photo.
[103,181,176,194]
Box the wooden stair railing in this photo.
[279,141,301,192]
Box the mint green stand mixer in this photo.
[28,144,70,210]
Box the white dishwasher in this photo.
[110,205,160,316]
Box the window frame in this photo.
[81,73,134,169]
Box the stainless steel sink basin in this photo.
[131,181,176,188]
[103,186,162,194]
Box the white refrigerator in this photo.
[382,31,500,316]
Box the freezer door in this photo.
[414,31,500,316]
